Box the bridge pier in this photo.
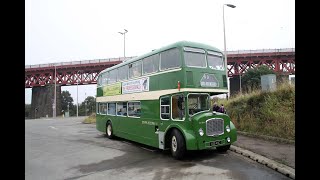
[31,85,62,119]
[230,75,241,97]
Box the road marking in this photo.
[49,126,57,130]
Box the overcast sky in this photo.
[25,0,295,104]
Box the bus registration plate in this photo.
[210,140,223,146]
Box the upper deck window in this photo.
[101,73,108,86]
[118,66,128,81]
[184,47,206,68]
[207,51,224,70]
[108,69,117,84]
[129,61,142,79]
[143,54,159,75]
[97,74,102,86]
[160,48,181,71]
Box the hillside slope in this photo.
[218,83,295,140]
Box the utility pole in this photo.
[53,65,57,118]
[118,29,128,59]
[223,4,236,99]
[85,92,87,116]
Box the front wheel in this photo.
[106,121,114,139]
[216,144,230,152]
[170,129,186,160]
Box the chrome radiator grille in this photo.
[206,118,224,136]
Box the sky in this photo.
[25,0,295,104]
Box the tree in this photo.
[61,90,74,114]
[241,65,275,92]
[78,96,96,116]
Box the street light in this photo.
[85,100,87,116]
[118,29,128,59]
[240,73,242,94]
[76,70,81,117]
[53,65,57,118]
[223,3,236,99]
[85,93,87,116]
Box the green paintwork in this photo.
[189,111,237,149]
[99,41,222,75]
[96,41,236,152]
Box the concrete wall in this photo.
[31,85,62,119]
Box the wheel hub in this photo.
[107,125,111,136]
[172,136,177,152]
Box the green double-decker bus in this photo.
[96,41,237,159]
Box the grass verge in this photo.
[216,82,295,140]
[82,113,96,124]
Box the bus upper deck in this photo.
[97,41,228,99]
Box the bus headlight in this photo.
[199,128,204,136]
[227,137,231,143]
[226,125,230,133]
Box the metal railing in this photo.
[25,56,136,69]
[26,48,295,69]
[226,48,295,55]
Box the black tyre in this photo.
[170,129,186,160]
[106,121,114,139]
[216,144,230,152]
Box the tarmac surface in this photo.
[25,117,293,180]
[233,134,294,169]
[230,132,295,179]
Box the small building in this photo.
[289,75,295,85]
[261,74,276,92]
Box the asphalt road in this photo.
[25,117,291,180]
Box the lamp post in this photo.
[85,93,87,116]
[77,80,78,117]
[223,3,236,99]
[240,73,242,94]
[118,29,128,59]
[85,100,87,116]
[76,70,81,117]
[53,65,57,118]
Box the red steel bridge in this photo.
[25,48,295,88]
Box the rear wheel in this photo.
[216,144,230,152]
[106,121,114,139]
[170,129,186,159]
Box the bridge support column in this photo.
[31,85,62,119]
[229,75,240,97]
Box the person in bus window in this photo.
[212,102,220,112]
[218,104,226,114]
[177,95,185,120]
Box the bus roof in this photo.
[100,41,222,75]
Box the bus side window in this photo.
[160,97,170,120]
[172,94,185,120]
[128,102,141,117]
